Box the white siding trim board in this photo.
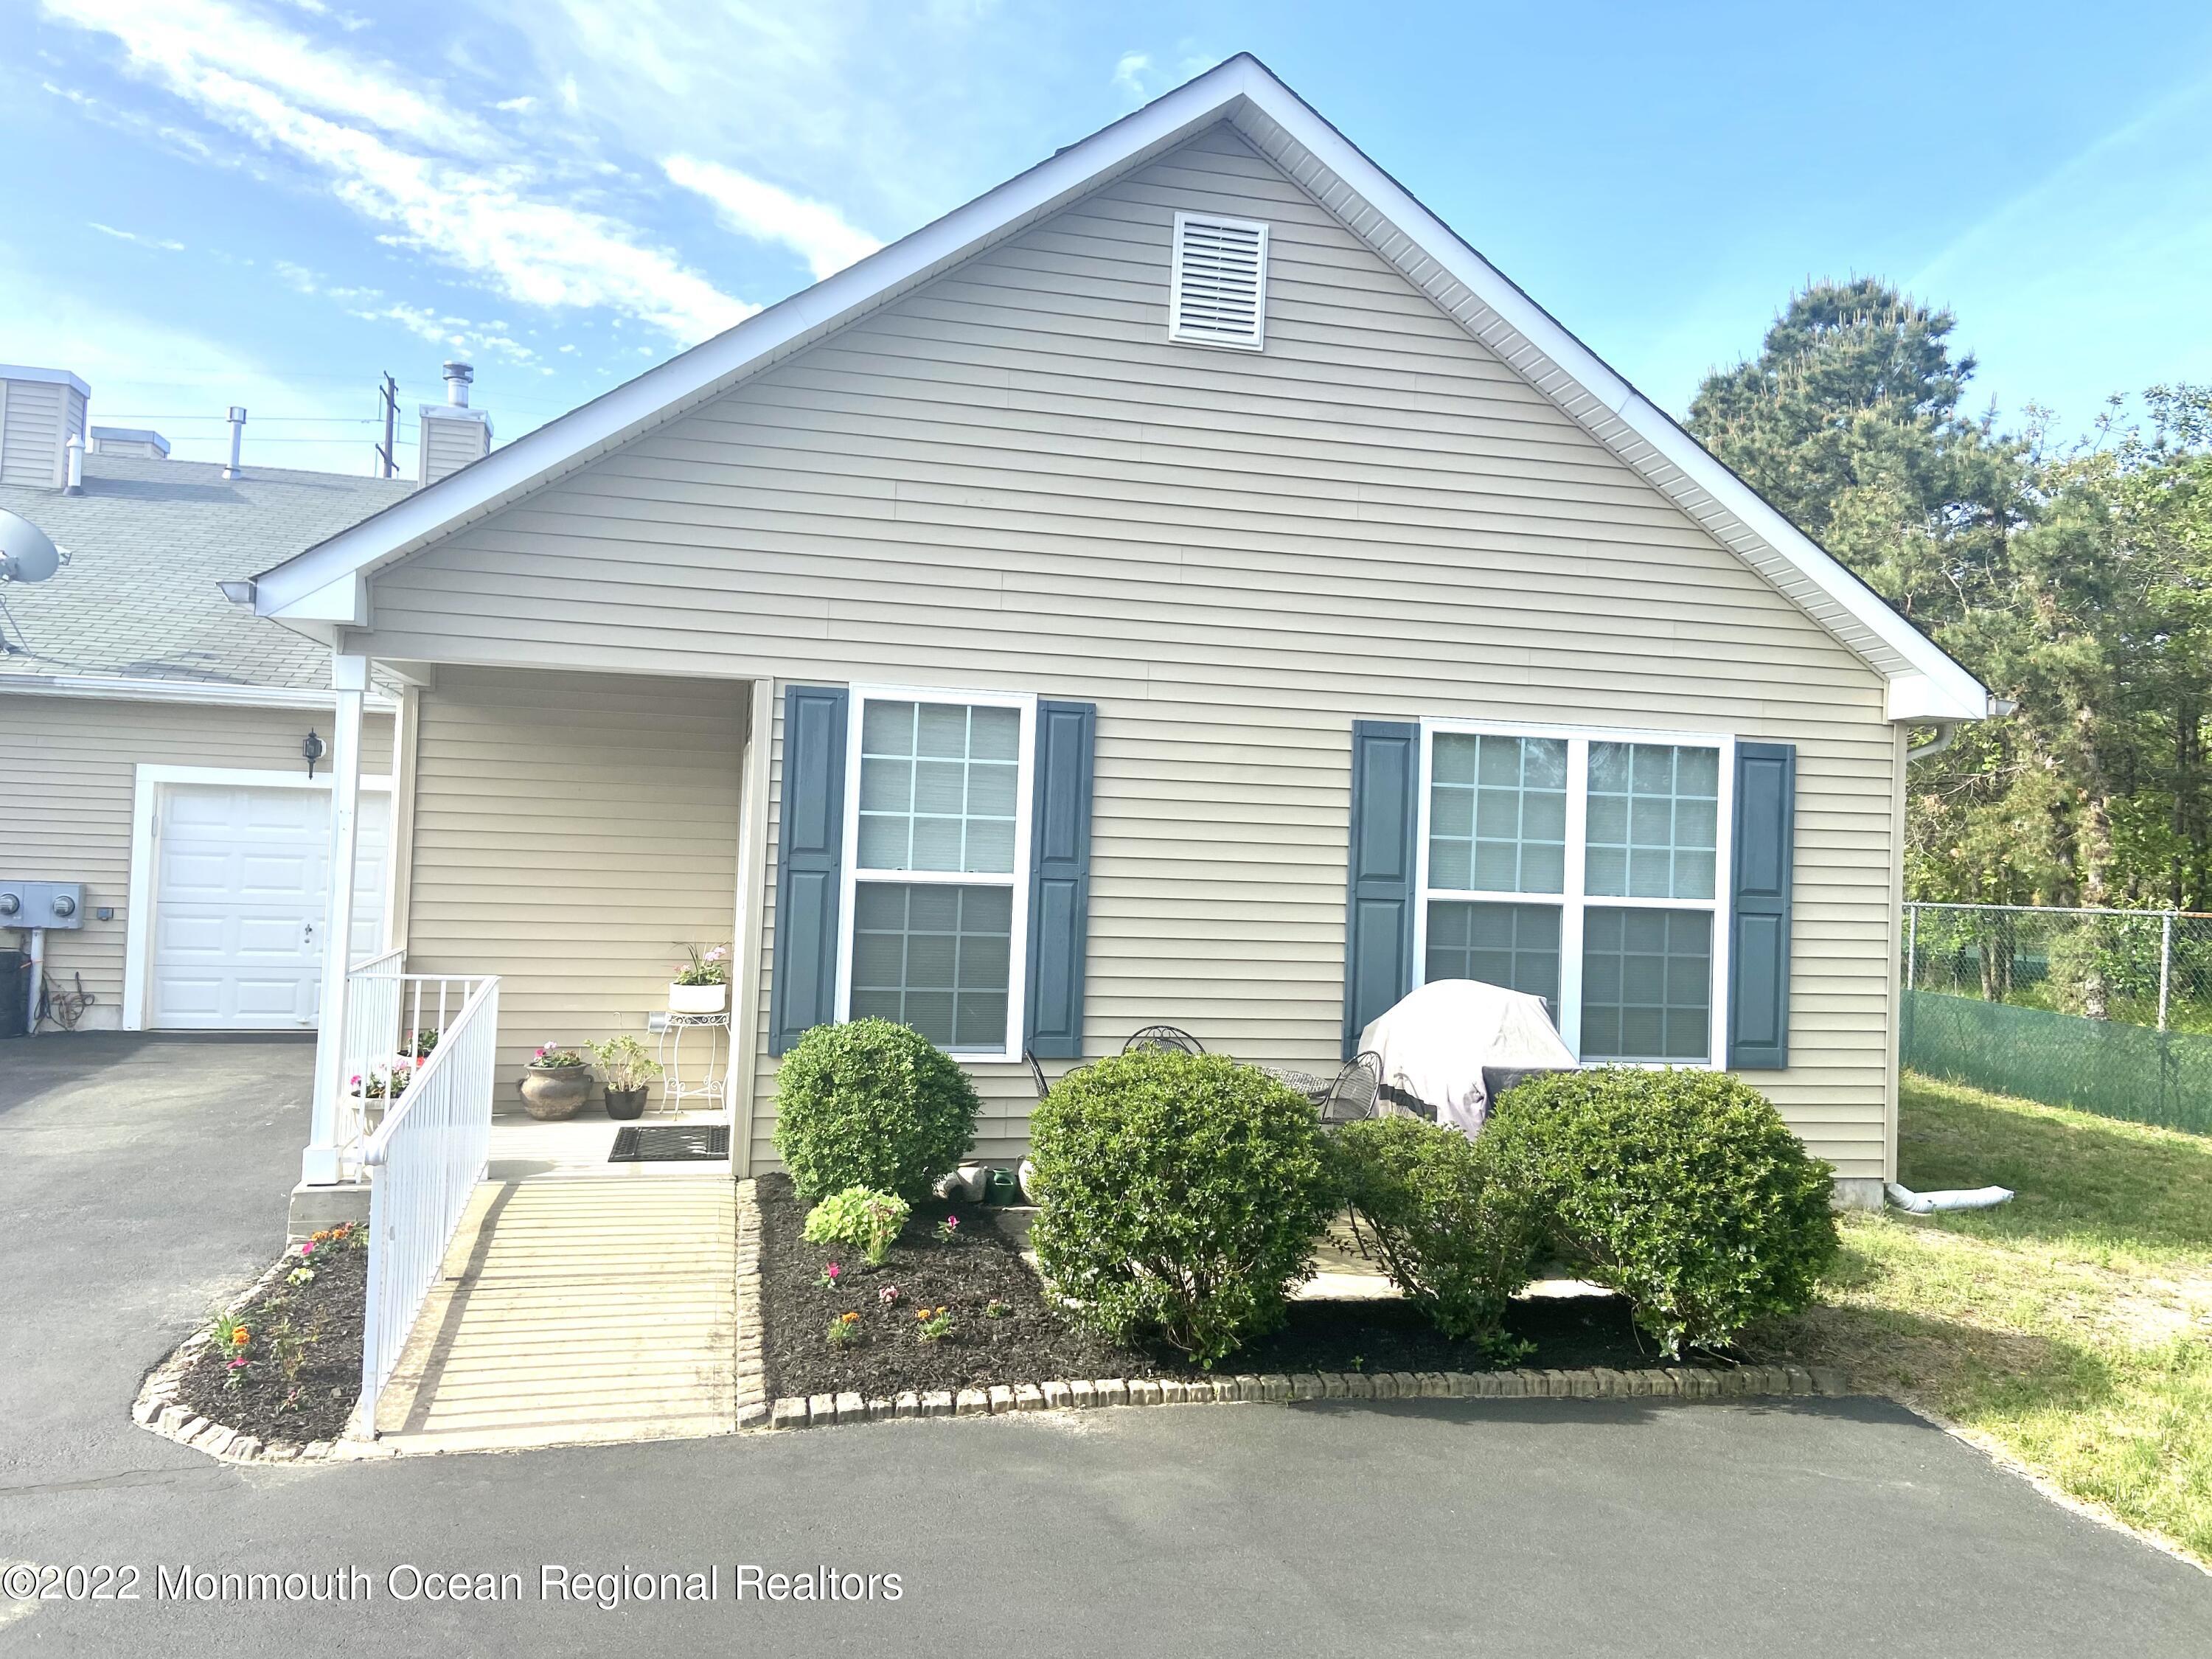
[253,59,1986,723]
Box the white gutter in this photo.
[251,69,1242,618]
[248,54,1993,725]
[0,673,397,712]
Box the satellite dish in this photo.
[0,508,67,583]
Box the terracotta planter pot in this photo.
[604,1084,650,1121]
[518,1065,592,1121]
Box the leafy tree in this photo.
[1693,277,2212,915]
[1688,278,2025,630]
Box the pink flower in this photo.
[825,1262,841,1279]
[945,1214,959,1230]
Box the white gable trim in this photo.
[253,55,1988,723]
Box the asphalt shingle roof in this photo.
[0,453,413,690]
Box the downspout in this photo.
[1907,698,2016,762]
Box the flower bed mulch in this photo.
[757,1175,1703,1401]
[165,1228,368,1444]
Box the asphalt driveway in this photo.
[2,1034,2207,1657]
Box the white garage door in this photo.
[147,783,391,1030]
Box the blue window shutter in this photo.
[1728,742,1796,1069]
[1024,700,1096,1059]
[768,685,848,1057]
[1344,720,1419,1058]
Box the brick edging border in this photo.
[129,1253,347,1465]
[757,1360,1861,1430]
[734,1179,771,1430]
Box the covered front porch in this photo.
[292,655,771,1443]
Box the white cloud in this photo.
[661,154,880,279]
[1111,52,1150,97]
[44,0,753,344]
[494,94,536,112]
[88,221,184,251]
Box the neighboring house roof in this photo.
[0,452,413,695]
[251,54,1991,723]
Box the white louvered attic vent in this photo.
[1168,212,1268,351]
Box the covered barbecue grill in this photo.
[1355,978,1576,1136]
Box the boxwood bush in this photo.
[1481,1068,1840,1357]
[1328,1114,1541,1355]
[1027,1051,1334,1366]
[772,1019,979,1203]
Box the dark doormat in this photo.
[609,1124,731,1163]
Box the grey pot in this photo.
[604,1085,649,1121]
[518,1065,592,1121]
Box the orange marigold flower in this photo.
[232,1326,251,1346]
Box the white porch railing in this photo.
[358,972,501,1425]
[335,953,493,1177]
[335,947,403,1173]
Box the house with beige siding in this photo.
[245,57,1989,1209]
[0,366,492,1036]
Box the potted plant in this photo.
[669,944,730,1014]
[519,1043,592,1120]
[591,1034,663,1121]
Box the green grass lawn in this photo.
[1753,1073,2212,1566]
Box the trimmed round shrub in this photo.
[1328,1115,1542,1355]
[1481,1068,1840,1357]
[772,1020,979,1203]
[1028,1051,1334,1366]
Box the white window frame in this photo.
[1167,211,1270,352]
[834,685,1037,1062]
[1412,717,1736,1069]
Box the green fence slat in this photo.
[1902,990,2212,1135]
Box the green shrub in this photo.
[772,1020,979,1203]
[801,1186,911,1265]
[1027,1051,1334,1366]
[1328,1115,1541,1355]
[1481,1068,1840,1357]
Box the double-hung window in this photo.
[835,688,1035,1061]
[1415,720,1733,1065]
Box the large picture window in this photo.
[838,689,1034,1060]
[1415,720,1733,1065]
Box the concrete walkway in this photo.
[372,1172,738,1454]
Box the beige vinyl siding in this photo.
[400,666,745,1105]
[419,414,488,487]
[357,122,1905,1178]
[0,378,69,488]
[0,693,394,1022]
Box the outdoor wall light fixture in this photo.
[303,728,326,779]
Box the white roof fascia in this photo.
[253,55,1988,723]
[252,63,1256,620]
[1220,70,1989,722]
[0,673,397,712]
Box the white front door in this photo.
[147,783,390,1029]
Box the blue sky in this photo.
[5,1,2208,473]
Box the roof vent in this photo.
[0,365,91,490]
[418,361,491,487]
[90,426,171,459]
[1168,212,1267,351]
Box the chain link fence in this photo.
[1902,902,2212,1134]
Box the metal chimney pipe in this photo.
[442,361,473,408]
[63,433,84,495]
[223,406,246,479]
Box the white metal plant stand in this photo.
[655,1012,728,1115]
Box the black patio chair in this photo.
[1026,1050,1051,1105]
[1318,1051,1383,1124]
[1121,1025,1204,1056]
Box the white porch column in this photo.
[303,653,369,1186]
